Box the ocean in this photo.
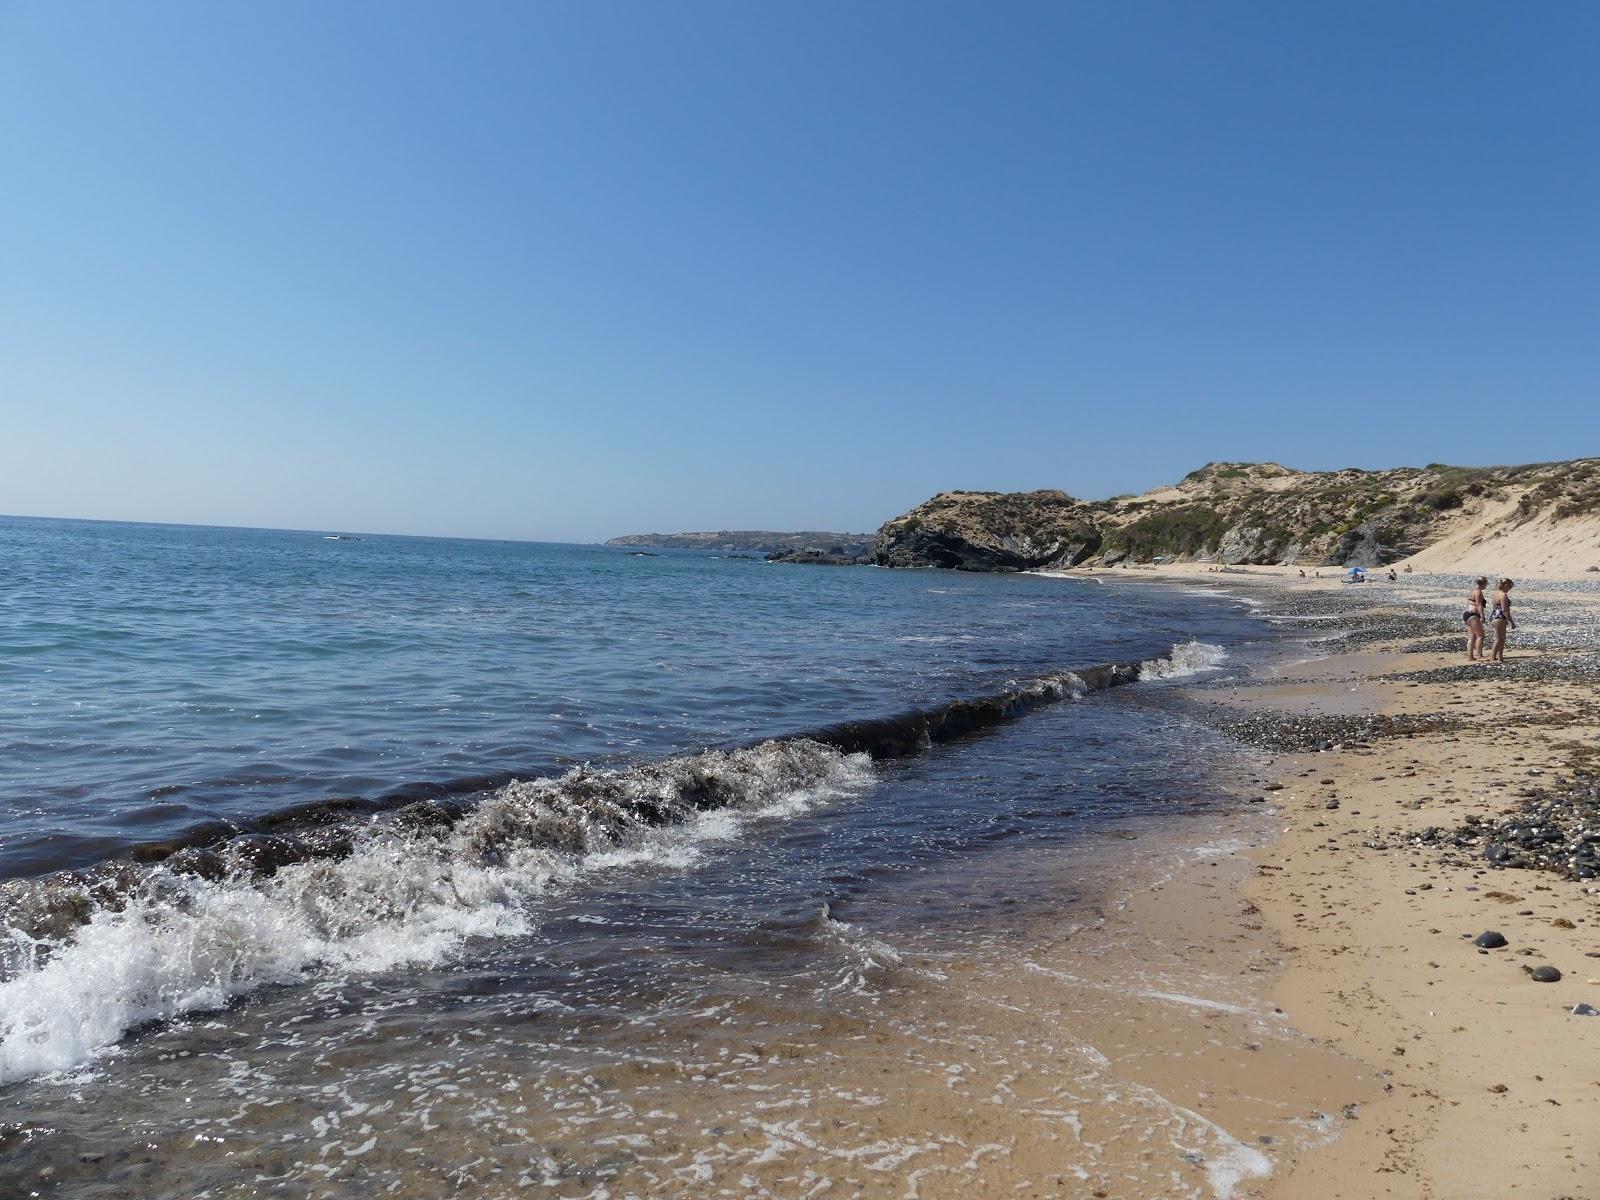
[0,516,1311,1198]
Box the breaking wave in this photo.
[0,741,868,1084]
[1139,640,1227,680]
[0,645,1205,1085]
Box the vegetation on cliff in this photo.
[873,490,1102,571]
[873,458,1600,571]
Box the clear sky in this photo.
[2,2,1596,541]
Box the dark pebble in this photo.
[1531,965,1562,983]
[1474,931,1508,949]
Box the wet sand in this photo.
[2,806,1381,1200]
[9,572,1598,1198]
[1162,573,1600,1199]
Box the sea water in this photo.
[0,515,1300,1198]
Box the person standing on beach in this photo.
[1464,576,1488,660]
[1489,578,1517,662]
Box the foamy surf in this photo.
[1139,640,1227,680]
[0,740,870,1084]
[0,643,1217,1085]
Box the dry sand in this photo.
[1240,659,1600,1200]
[1129,568,1600,1200]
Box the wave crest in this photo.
[0,643,1212,1085]
[1139,640,1227,680]
[0,740,868,1085]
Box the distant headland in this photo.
[613,459,1600,577]
[605,530,873,558]
[872,459,1600,576]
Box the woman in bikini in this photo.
[1464,576,1487,661]
[1489,578,1517,663]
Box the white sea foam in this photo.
[813,903,922,994]
[1139,640,1227,680]
[1174,586,1265,612]
[0,740,872,1085]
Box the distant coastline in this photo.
[605,530,872,556]
[873,458,1600,576]
[612,458,1600,579]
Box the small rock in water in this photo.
[1474,931,1509,949]
[1531,965,1562,983]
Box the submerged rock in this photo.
[764,548,872,566]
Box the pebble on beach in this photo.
[1530,965,1562,983]
[1473,931,1508,949]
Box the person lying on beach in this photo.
[1489,578,1517,663]
[1464,576,1487,661]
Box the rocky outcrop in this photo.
[872,491,1102,571]
[607,530,873,556]
[764,548,872,566]
[1324,518,1420,567]
[872,459,1600,571]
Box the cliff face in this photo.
[873,490,1103,571]
[873,459,1600,571]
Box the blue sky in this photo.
[2,2,1596,541]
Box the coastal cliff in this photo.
[873,490,1103,571]
[873,459,1600,572]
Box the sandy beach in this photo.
[1137,568,1600,1199]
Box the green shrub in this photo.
[1108,505,1229,558]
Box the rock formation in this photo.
[873,490,1102,571]
[606,530,873,556]
[873,459,1600,571]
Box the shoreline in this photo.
[1158,569,1600,1198]
[4,565,1597,1197]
